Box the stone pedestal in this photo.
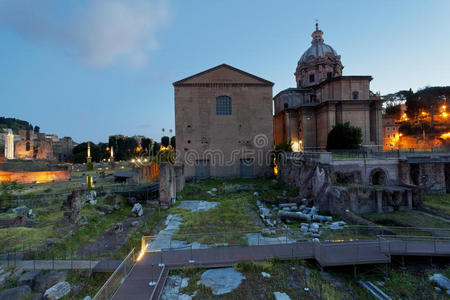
[376,190,383,213]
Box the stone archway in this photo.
[370,168,387,186]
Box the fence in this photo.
[1,181,159,209]
[93,248,136,300]
[140,225,450,255]
[379,235,450,256]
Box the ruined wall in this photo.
[278,154,420,214]
[137,162,160,181]
[400,161,446,194]
[0,170,70,183]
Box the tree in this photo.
[385,104,402,119]
[152,142,161,155]
[170,136,176,149]
[141,138,152,153]
[405,86,450,119]
[326,122,362,150]
[72,142,102,163]
[154,149,175,164]
[274,142,293,152]
[161,136,170,147]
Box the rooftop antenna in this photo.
[315,19,319,30]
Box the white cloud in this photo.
[0,0,170,68]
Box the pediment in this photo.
[173,64,273,86]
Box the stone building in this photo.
[273,24,383,151]
[382,115,401,150]
[174,64,274,178]
[52,136,75,162]
[15,130,54,160]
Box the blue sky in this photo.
[1,0,449,143]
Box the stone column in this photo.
[5,129,14,159]
[407,190,413,210]
[174,164,185,194]
[376,190,383,213]
[159,162,175,207]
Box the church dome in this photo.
[299,42,338,64]
[295,23,343,88]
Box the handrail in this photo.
[378,235,450,241]
[93,248,135,300]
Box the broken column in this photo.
[61,190,83,224]
[407,189,413,210]
[174,163,185,194]
[159,162,176,207]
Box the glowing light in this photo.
[442,112,448,118]
[440,132,450,140]
[131,159,135,163]
[136,250,145,262]
[273,165,278,175]
[0,170,70,183]
[160,146,170,151]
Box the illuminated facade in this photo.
[273,24,383,150]
[382,115,401,150]
[5,129,14,159]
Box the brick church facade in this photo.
[273,24,383,151]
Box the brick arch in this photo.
[369,168,388,186]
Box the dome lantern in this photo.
[295,23,343,88]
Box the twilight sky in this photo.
[1,0,449,143]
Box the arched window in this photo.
[216,96,232,115]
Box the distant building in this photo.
[273,24,383,151]
[53,136,75,162]
[382,115,401,150]
[15,130,54,160]
[174,64,274,178]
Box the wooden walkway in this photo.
[112,238,450,300]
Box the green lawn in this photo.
[364,210,449,236]
[422,194,450,216]
[170,178,296,245]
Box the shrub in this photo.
[326,122,362,150]
[86,162,94,171]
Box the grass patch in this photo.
[173,259,369,299]
[172,179,272,245]
[422,194,450,216]
[364,210,449,236]
[0,226,55,252]
[64,270,111,299]
[111,209,165,259]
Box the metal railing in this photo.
[93,248,136,300]
[140,225,450,254]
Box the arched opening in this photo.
[370,169,387,186]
